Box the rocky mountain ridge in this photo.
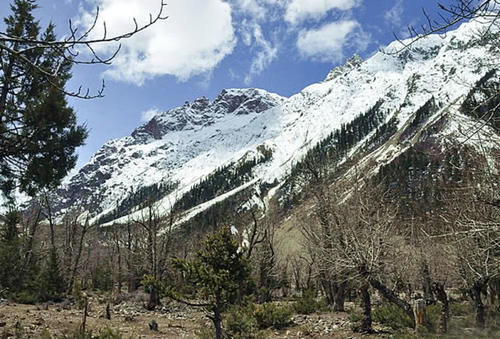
[52,17,499,225]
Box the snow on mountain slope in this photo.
[55,18,499,224]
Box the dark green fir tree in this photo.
[0,0,87,199]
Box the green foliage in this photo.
[225,304,261,339]
[171,226,251,309]
[0,211,22,290]
[225,302,293,335]
[11,290,39,304]
[0,210,62,303]
[282,100,390,206]
[97,180,179,225]
[56,327,130,339]
[38,248,66,302]
[0,0,87,198]
[372,304,414,330]
[174,150,272,213]
[348,309,363,324]
[450,302,471,316]
[409,97,438,128]
[460,69,499,132]
[72,281,86,309]
[293,289,325,315]
[91,263,113,291]
[194,327,217,339]
[253,303,293,330]
[367,116,399,149]
[374,145,474,219]
[170,226,252,339]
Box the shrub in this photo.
[348,309,363,324]
[72,281,86,309]
[254,303,293,330]
[450,302,471,316]
[194,327,215,339]
[225,305,259,339]
[91,265,113,292]
[372,304,414,330]
[58,327,129,339]
[293,289,325,315]
[12,290,38,304]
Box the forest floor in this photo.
[0,295,389,339]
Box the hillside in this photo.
[50,17,499,227]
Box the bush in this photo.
[254,303,293,330]
[293,289,325,315]
[12,290,39,304]
[58,327,129,339]
[348,309,363,324]
[372,304,414,330]
[72,281,87,309]
[450,302,471,316]
[225,305,260,339]
[91,265,113,292]
[194,327,215,339]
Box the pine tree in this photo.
[38,247,65,301]
[0,211,22,293]
[0,0,87,199]
[169,226,251,339]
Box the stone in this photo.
[149,319,158,331]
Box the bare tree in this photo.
[442,184,500,328]
[392,1,499,141]
[0,0,168,99]
[68,214,92,294]
[133,198,176,309]
[394,0,499,51]
[303,180,416,332]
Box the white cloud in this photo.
[296,20,370,62]
[235,0,267,21]
[384,0,404,27]
[79,0,236,85]
[140,108,160,122]
[235,0,287,19]
[285,0,361,25]
[243,23,279,84]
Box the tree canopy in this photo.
[0,0,87,199]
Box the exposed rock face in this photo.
[50,18,499,225]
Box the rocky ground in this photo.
[0,296,390,339]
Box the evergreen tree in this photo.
[169,226,251,339]
[0,211,22,293]
[38,247,65,301]
[0,0,87,198]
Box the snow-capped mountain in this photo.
[54,18,500,224]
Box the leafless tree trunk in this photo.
[67,215,91,294]
[433,282,450,333]
[360,284,372,333]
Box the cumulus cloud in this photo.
[140,108,160,122]
[384,0,404,27]
[297,20,370,62]
[285,0,361,25]
[79,0,236,84]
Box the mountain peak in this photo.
[50,19,499,225]
[130,88,285,142]
[324,54,364,82]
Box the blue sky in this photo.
[0,0,455,170]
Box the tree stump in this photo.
[106,303,111,320]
